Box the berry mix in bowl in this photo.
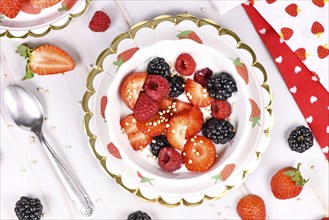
[106,40,254,181]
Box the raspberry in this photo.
[158,147,182,172]
[194,67,213,87]
[211,100,231,119]
[132,93,159,121]
[88,11,111,32]
[144,75,170,100]
[175,53,196,76]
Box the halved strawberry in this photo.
[0,0,24,18]
[182,135,216,172]
[158,97,173,110]
[120,72,147,110]
[166,112,189,151]
[16,44,75,80]
[127,131,152,150]
[185,106,203,138]
[185,79,214,107]
[31,0,61,9]
[120,114,138,135]
[136,112,170,136]
[173,99,193,114]
[21,0,42,15]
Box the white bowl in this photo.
[106,39,254,182]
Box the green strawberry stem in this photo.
[211,174,221,184]
[113,58,124,72]
[58,4,68,13]
[284,162,309,187]
[230,57,244,67]
[140,176,155,186]
[16,44,35,80]
[250,116,261,128]
[177,30,192,38]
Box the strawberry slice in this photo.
[136,112,170,136]
[120,72,147,110]
[0,0,24,18]
[166,112,189,151]
[185,106,203,138]
[158,97,173,110]
[120,114,138,135]
[58,0,77,12]
[127,131,152,151]
[173,99,193,114]
[182,135,216,172]
[16,44,75,80]
[185,79,214,107]
[31,0,61,9]
[21,0,42,15]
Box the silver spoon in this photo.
[4,84,94,217]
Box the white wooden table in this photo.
[1,1,328,219]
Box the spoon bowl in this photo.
[4,84,94,217]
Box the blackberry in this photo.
[202,117,235,144]
[150,135,171,157]
[14,196,43,220]
[127,210,151,220]
[147,57,170,78]
[206,72,238,100]
[167,75,185,97]
[288,126,314,153]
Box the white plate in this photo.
[0,0,89,38]
[82,14,273,206]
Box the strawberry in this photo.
[166,112,189,151]
[175,53,196,76]
[182,135,216,172]
[21,0,42,15]
[158,97,173,110]
[173,99,193,114]
[58,0,77,12]
[237,194,266,220]
[136,112,169,136]
[185,106,203,138]
[249,98,261,128]
[185,79,214,107]
[177,30,203,44]
[31,0,61,9]
[294,48,308,61]
[311,21,324,38]
[280,27,294,41]
[113,47,139,70]
[312,0,326,7]
[120,114,138,135]
[0,0,24,18]
[100,96,107,119]
[211,100,231,120]
[120,72,147,110]
[232,58,248,84]
[107,142,122,159]
[285,3,300,17]
[16,44,75,80]
[212,164,236,183]
[317,44,329,59]
[270,163,308,199]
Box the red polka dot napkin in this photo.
[243,3,329,159]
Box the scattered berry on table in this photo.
[158,147,183,172]
[175,53,196,76]
[88,11,111,32]
[0,0,24,18]
[150,135,171,157]
[321,217,329,220]
[270,163,308,200]
[132,93,159,121]
[182,135,216,172]
[167,75,185,98]
[127,210,151,220]
[236,194,266,220]
[211,100,231,120]
[194,67,213,87]
[144,75,170,100]
[206,72,238,100]
[288,126,314,153]
[14,196,43,220]
[202,117,235,144]
[185,79,214,107]
[147,57,171,78]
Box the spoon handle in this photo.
[34,129,94,216]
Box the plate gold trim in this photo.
[82,14,273,207]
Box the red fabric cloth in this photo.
[243,3,329,159]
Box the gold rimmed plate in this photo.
[0,0,90,39]
[82,14,273,207]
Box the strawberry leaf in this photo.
[16,44,32,59]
